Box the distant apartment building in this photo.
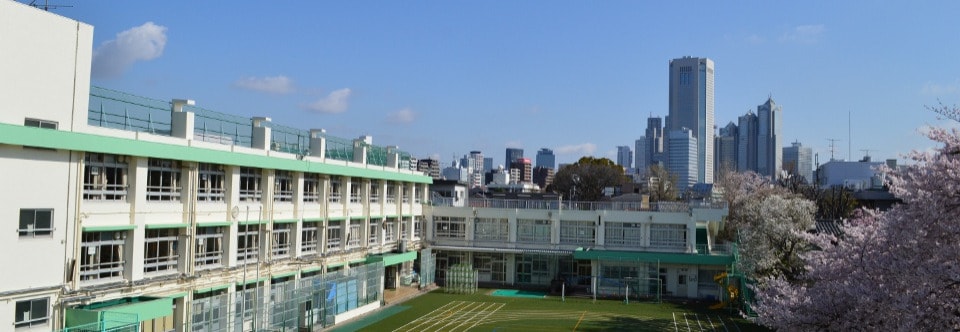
[668,56,715,184]
[783,141,813,183]
[535,148,555,169]
[668,128,698,190]
[462,151,485,188]
[616,145,633,169]
[417,157,442,179]
[442,160,470,183]
[510,157,533,184]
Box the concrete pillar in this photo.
[353,136,371,164]
[308,129,326,160]
[387,146,400,169]
[170,99,195,139]
[251,117,272,150]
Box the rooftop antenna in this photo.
[848,111,852,162]
[827,138,841,160]
[27,0,72,11]
[860,149,873,161]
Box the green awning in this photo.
[197,221,232,227]
[273,219,298,224]
[66,296,172,329]
[573,249,734,266]
[82,225,137,232]
[145,223,190,229]
[366,251,417,266]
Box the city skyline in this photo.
[61,1,960,167]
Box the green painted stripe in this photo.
[197,221,232,227]
[303,218,323,222]
[350,215,367,220]
[301,266,324,273]
[83,225,137,232]
[166,292,188,299]
[368,216,384,220]
[194,284,231,294]
[273,219,298,224]
[272,271,298,279]
[239,220,268,226]
[326,261,347,269]
[0,123,432,184]
[145,223,189,229]
[237,277,268,285]
[328,216,347,221]
[349,258,366,264]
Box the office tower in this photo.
[668,57,715,184]
[535,148,555,169]
[506,148,523,166]
[737,111,758,173]
[616,146,633,169]
[635,138,647,174]
[715,122,739,175]
[756,97,783,179]
[637,116,664,175]
[668,128,698,190]
[464,151,484,188]
[510,157,533,183]
[416,158,442,179]
[783,141,813,183]
[483,157,494,173]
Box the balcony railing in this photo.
[449,197,727,212]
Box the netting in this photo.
[444,264,478,294]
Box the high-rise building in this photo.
[416,158,442,179]
[635,138,647,173]
[535,148,555,169]
[737,111,758,173]
[462,151,484,188]
[506,148,523,166]
[756,97,783,179]
[715,122,739,175]
[668,57,715,184]
[636,116,664,175]
[510,157,533,184]
[533,166,555,190]
[616,146,633,169]
[668,128,698,190]
[783,141,813,183]
[483,157,494,173]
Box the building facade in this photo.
[417,158,442,179]
[756,97,783,179]
[0,4,432,331]
[668,57,715,184]
[782,141,813,183]
[737,111,758,173]
[715,121,739,175]
[668,129,699,190]
[616,146,633,169]
[535,148,555,170]
[505,148,524,167]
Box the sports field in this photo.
[331,290,769,332]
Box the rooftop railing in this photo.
[87,86,410,163]
[451,197,727,212]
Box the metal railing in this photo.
[455,197,727,212]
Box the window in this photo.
[146,158,182,201]
[517,255,551,284]
[368,220,380,245]
[474,218,508,241]
[239,167,262,202]
[473,253,506,282]
[385,182,397,204]
[605,222,643,248]
[384,219,397,243]
[198,163,225,202]
[301,222,318,255]
[328,178,342,203]
[401,185,411,203]
[349,179,361,203]
[237,225,260,264]
[650,224,687,248]
[433,216,466,239]
[560,220,595,245]
[14,297,49,328]
[303,174,320,203]
[79,231,125,282]
[24,118,57,129]
[401,217,409,240]
[274,171,293,202]
[191,290,228,331]
[414,185,423,204]
[517,219,551,243]
[272,224,291,259]
[144,229,179,275]
[413,216,423,238]
[83,153,127,201]
[195,227,223,270]
[346,220,362,250]
[369,181,380,204]
[326,221,342,252]
[18,209,53,237]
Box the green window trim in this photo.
[82,225,137,232]
[272,271,298,279]
[145,223,189,229]
[194,284,231,294]
[165,292,188,299]
[239,220,268,226]
[272,219,299,224]
[197,221,232,227]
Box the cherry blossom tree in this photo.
[754,127,960,330]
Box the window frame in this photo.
[18,208,54,237]
[239,167,263,202]
[83,153,128,201]
[197,163,226,202]
[14,297,49,328]
[274,170,294,202]
[146,158,182,202]
[195,226,224,270]
[144,228,179,275]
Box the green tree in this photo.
[646,164,678,202]
[549,157,627,201]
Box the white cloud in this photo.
[555,143,597,156]
[92,22,167,79]
[234,76,294,94]
[302,88,352,114]
[921,80,960,97]
[386,107,416,124]
[779,24,825,44]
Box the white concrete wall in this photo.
[0,1,92,130]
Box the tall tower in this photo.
[756,97,783,179]
[668,128,698,190]
[467,151,484,188]
[616,146,633,169]
[535,148,555,169]
[737,111,758,173]
[636,116,664,175]
[715,121,739,175]
[668,57,715,184]
[505,148,523,166]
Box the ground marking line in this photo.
[715,315,729,332]
[572,310,587,332]
[442,302,496,332]
[428,301,484,332]
[673,312,679,332]
[464,302,505,331]
[695,313,704,331]
[684,313,692,332]
[392,300,470,332]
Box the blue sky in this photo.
[53,1,960,167]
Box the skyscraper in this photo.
[668,57,715,184]
[535,148,555,169]
[668,128,698,190]
[636,116,664,175]
[715,121,739,175]
[616,145,633,169]
[737,111,758,173]
[783,141,813,183]
[756,97,783,179]
[505,148,523,166]
[466,151,484,188]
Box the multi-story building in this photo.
[737,111,758,173]
[426,196,733,299]
[715,122,739,175]
[668,57,715,184]
[532,166,555,190]
[535,148,555,170]
[668,128,699,190]
[0,3,432,331]
[756,97,783,179]
[509,158,533,184]
[636,116,665,176]
[505,148,524,167]
[782,141,813,183]
[616,146,633,169]
[417,158,442,179]
[460,151,485,189]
